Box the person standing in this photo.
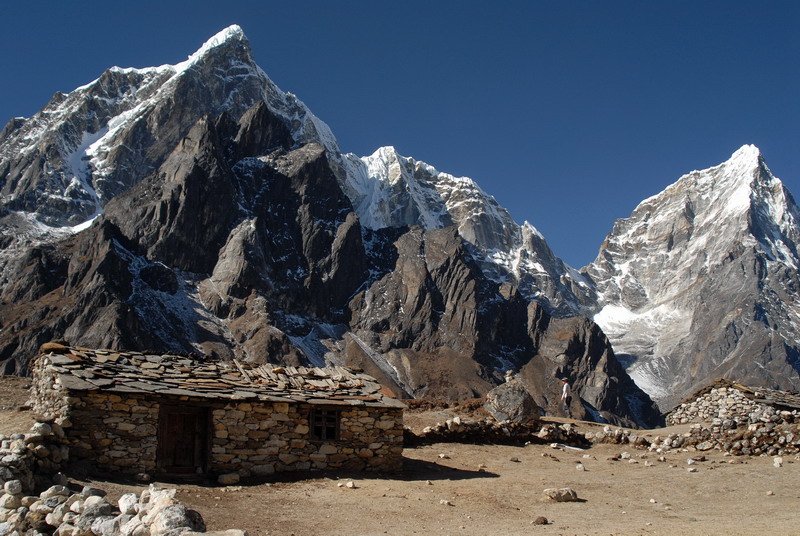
[559,377,572,418]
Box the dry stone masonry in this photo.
[648,380,800,457]
[30,344,404,480]
[0,422,247,536]
[667,381,800,426]
[0,480,246,536]
[0,422,69,495]
[404,417,589,448]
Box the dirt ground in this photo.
[0,375,35,435]
[2,379,798,535]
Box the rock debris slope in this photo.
[586,145,800,409]
[0,25,686,427]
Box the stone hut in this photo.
[667,378,800,426]
[30,343,405,479]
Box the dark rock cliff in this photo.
[0,99,660,426]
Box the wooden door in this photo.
[156,405,209,474]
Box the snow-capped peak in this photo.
[586,144,800,408]
[1,24,344,227]
[729,143,761,164]
[173,24,247,72]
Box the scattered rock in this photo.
[81,486,107,498]
[439,499,454,506]
[149,504,206,536]
[217,473,240,486]
[531,516,548,525]
[542,488,579,502]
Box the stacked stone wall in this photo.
[404,416,590,448]
[667,386,798,427]
[29,365,70,425]
[66,393,160,475]
[0,422,69,495]
[210,403,403,477]
[0,481,245,536]
[33,383,404,477]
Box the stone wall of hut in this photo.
[30,374,403,477]
[210,401,403,476]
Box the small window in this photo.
[310,408,340,440]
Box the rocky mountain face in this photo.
[586,145,800,409]
[340,147,596,317]
[0,26,660,427]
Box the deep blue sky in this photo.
[2,1,798,267]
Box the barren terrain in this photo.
[2,378,798,535]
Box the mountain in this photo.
[338,147,596,317]
[0,26,659,427]
[585,145,800,409]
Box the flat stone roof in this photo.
[36,343,405,408]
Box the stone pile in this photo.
[0,483,227,536]
[584,426,650,448]
[404,418,589,448]
[0,422,69,495]
[667,384,799,426]
[649,422,800,457]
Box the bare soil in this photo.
[2,379,798,535]
[0,375,35,435]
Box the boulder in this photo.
[484,379,541,424]
[92,514,133,536]
[149,505,205,536]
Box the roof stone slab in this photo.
[36,344,405,409]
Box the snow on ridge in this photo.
[173,24,246,74]
[74,26,246,93]
[337,144,589,315]
[346,144,517,233]
[638,144,763,208]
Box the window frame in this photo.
[309,407,341,441]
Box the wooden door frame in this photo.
[156,402,212,475]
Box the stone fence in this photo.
[0,482,245,536]
[649,421,800,457]
[0,421,245,536]
[403,417,590,448]
[0,422,69,495]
